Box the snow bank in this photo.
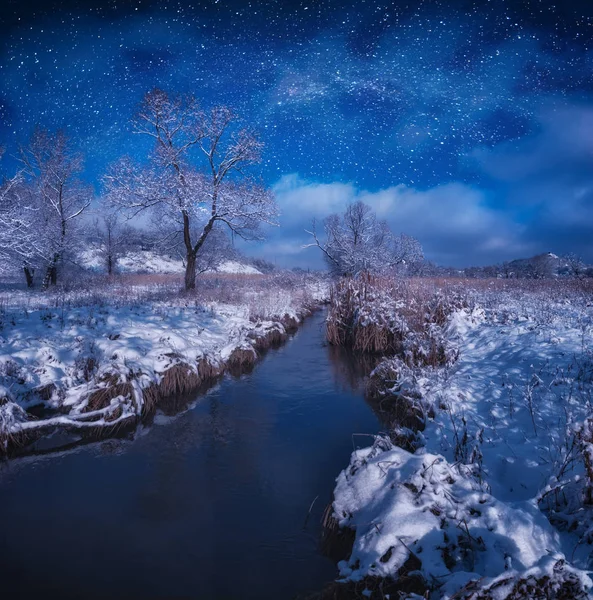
[79,248,263,276]
[329,279,593,598]
[334,438,591,598]
[0,275,329,454]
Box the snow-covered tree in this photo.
[154,221,238,275]
[19,128,92,288]
[104,89,277,291]
[305,200,423,277]
[0,150,33,282]
[92,211,134,275]
[564,252,587,280]
[391,232,425,274]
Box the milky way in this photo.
[1,0,593,266]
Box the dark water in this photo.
[0,311,380,599]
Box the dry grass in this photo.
[84,382,134,413]
[320,501,356,563]
[227,346,258,376]
[327,275,464,366]
[249,326,288,352]
[157,364,203,398]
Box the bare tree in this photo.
[19,128,91,288]
[104,89,277,291]
[564,253,587,280]
[154,221,237,275]
[392,233,425,271]
[92,211,133,275]
[305,200,423,277]
[0,154,31,281]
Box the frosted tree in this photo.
[0,149,34,281]
[154,221,238,275]
[19,129,92,288]
[392,233,424,270]
[104,89,277,291]
[305,200,423,277]
[305,201,391,276]
[93,211,133,275]
[564,253,587,280]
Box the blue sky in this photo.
[1,0,592,267]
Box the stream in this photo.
[0,310,381,599]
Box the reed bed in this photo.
[326,274,464,366]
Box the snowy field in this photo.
[0,272,328,454]
[327,278,593,598]
[78,248,263,276]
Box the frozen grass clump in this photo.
[326,275,466,365]
[0,395,28,450]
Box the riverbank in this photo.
[322,277,593,599]
[0,308,380,600]
[0,272,328,456]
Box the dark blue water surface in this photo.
[0,311,380,599]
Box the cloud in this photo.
[255,103,593,269]
[359,184,529,264]
[472,105,593,184]
[470,104,593,260]
[248,176,529,268]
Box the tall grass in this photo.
[326,274,465,367]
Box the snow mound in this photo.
[78,248,104,270]
[213,260,262,275]
[78,249,262,276]
[117,251,185,274]
[78,248,184,274]
[333,437,592,598]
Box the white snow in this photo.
[214,260,262,275]
[332,282,593,597]
[79,248,185,274]
[78,248,262,276]
[0,274,328,447]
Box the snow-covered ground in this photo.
[331,281,593,598]
[0,274,327,453]
[214,260,262,275]
[78,248,262,275]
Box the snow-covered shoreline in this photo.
[325,278,593,599]
[0,274,329,455]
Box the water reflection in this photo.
[326,345,380,393]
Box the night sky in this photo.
[1,0,593,267]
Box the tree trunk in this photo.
[42,254,59,290]
[185,251,197,291]
[107,254,113,276]
[23,264,35,288]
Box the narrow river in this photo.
[0,310,380,599]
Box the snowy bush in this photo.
[327,275,463,366]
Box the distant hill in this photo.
[506,252,566,277]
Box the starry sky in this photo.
[1,0,593,267]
